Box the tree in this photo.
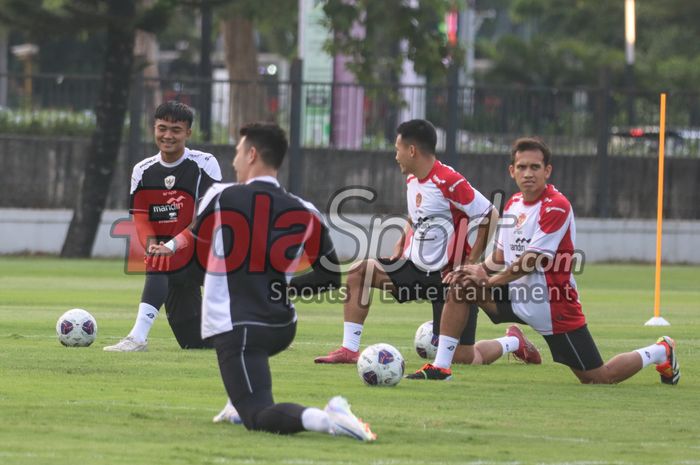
[479,0,700,91]
[0,0,178,257]
[322,0,455,85]
[217,0,297,134]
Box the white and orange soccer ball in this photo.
[357,343,404,387]
[56,309,97,347]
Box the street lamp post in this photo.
[625,0,636,124]
[10,43,38,109]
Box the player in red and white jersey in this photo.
[315,119,541,367]
[495,183,584,335]
[404,158,491,271]
[408,138,679,385]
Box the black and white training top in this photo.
[130,148,222,239]
[193,176,338,339]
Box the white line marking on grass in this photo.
[0,452,57,458]
[204,458,700,465]
[29,399,216,413]
[2,335,399,349]
[442,427,591,444]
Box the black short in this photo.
[377,258,445,303]
[543,324,604,371]
[378,258,476,345]
[480,285,527,325]
[489,286,602,370]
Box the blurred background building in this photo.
[0,0,698,260]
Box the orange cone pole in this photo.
[645,93,670,326]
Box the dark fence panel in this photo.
[2,135,698,219]
[2,73,700,157]
[1,72,700,219]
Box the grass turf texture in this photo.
[0,257,698,465]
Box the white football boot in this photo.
[324,396,376,441]
[212,399,242,424]
[103,336,148,352]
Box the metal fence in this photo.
[1,72,700,157]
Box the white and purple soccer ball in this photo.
[414,320,439,359]
[56,309,97,347]
[357,343,404,387]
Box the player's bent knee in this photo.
[345,260,368,286]
[252,403,305,435]
[482,311,506,324]
[171,319,212,349]
[347,259,385,289]
[179,339,213,349]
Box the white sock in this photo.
[433,335,460,369]
[127,303,159,343]
[301,407,332,434]
[342,322,363,352]
[635,343,668,368]
[496,336,520,355]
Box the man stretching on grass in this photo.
[105,101,221,352]
[407,137,680,385]
[314,119,542,367]
[150,123,376,440]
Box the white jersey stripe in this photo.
[201,197,234,339]
[241,327,253,393]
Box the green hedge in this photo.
[0,108,96,136]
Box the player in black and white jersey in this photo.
[104,101,222,352]
[150,122,376,440]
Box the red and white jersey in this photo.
[496,184,584,335]
[403,160,493,272]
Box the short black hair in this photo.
[510,137,552,166]
[239,122,288,169]
[154,101,194,128]
[396,119,437,154]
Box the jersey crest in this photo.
[164,175,176,189]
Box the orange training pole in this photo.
[646,93,670,326]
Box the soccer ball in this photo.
[56,309,97,347]
[414,320,438,359]
[357,343,404,387]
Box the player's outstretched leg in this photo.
[235,397,376,441]
[655,336,680,385]
[573,333,680,385]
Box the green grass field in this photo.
[1,257,699,465]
